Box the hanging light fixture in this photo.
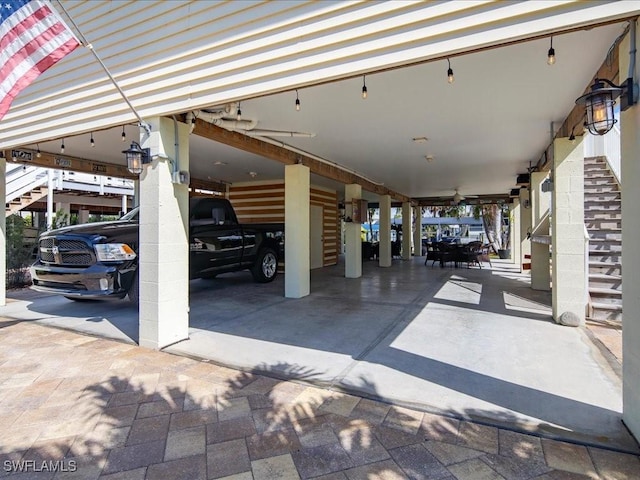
[60,138,65,153]
[121,126,126,142]
[295,90,301,111]
[361,75,368,99]
[36,144,41,158]
[122,141,151,175]
[575,77,636,135]
[90,132,95,147]
[547,36,556,65]
[236,102,242,121]
[447,59,454,84]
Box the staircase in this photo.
[584,156,622,322]
[6,186,49,216]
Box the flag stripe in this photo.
[0,4,50,52]
[0,0,79,120]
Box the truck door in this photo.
[190,199,243,277]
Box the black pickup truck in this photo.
[30,197,284,303]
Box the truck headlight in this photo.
[94,243,137,261]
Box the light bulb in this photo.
[90,133,95,147]
[362,76,368,99]
[36,145,41,158]
[547,47,555,65]
[121,126,126,142]
[236,103,242,121]
[60,139,65,153]
[447,68,454,84]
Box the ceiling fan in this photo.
[442,189,478,205]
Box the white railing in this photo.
[5,164,49,202]
[6,165,135,204]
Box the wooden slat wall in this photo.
[228,181,338,267]
[311,187,339,267]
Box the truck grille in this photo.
[39,238,94,266]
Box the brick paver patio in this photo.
[0,320,638,479]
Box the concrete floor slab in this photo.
[2,257,636,454]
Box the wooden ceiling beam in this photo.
[192,119,412,203]
[2,148,137,179]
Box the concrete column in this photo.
[509,199,521,267]
[530,171,551,291]
[551,136,585,325]
[620,27,640,442]
[401,202,411,260]
[138,117,190,349]
[379,195,392,267]
[122,195,128,214]
[413,206,422,256]
[519,187,532,269]
[344,184,362,278]
[0,158,5,306]
[78,209,90,224]
[285,164,310,298]
[47,169,54,230]
[55,202,70,215]
[133,180,140,208]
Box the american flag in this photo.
[0,0,79,120]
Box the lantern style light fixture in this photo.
[122,141,151,175]
[575,77,637,135]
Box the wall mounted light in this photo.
[576,77,637,135]
[361,75,368,99]
[122,141,151,175]
[547,37,555,65]
[295,90,301,111]
[447,59,454,84]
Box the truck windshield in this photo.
[120,208,139,221]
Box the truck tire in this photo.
[128,272,139,306]
[251,247,278,283]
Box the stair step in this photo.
[584,202,620,211]
[584,176,617,185]
[584,171,614,179]
[585,218,622,229]
[584,184,620,193]
[589,287,622,303]
[589,273,622,289]
[584,210,621,220]
[590,302,623,321]
[584,192,620,201]
[588,231,622,241]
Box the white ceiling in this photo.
[29,21,626,203]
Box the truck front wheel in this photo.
[251,248,278,283]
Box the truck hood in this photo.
[42,220,139,244]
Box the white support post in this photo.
[379,195,392,267]
[344,184,362,278]
[285,164,310,298]
[78,209,90,224]
[138,117,190,349]
[0,158,5,306]
[551,136,585,325]
[519,187,531,269]
[47,169,54,230]
[530,171,551,291]
[402,202,411,260]
[510,199,521,266]
[620,27,640,442]
[122,195,128,214]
